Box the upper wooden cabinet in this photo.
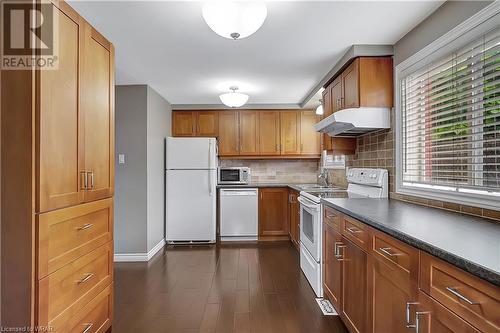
[172,111,218,137]
[218,111,239,156]
[38,6,83,212]
[172,111,196,136]
[300,110,321,155]
[322,57,393,115]
[173,109,320,159]
[81,26,115,203]
[320,57,392,154]
[280,111,301,155]
[37,10,114,213]
[239,111,259,155]
[258,111,280,155]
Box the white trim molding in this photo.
[394,2,500,211]
[114,239,166,262]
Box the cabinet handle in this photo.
[82,323,93,333]
[76,273,94,284]
[80,171,88,190]
[335,244,346,261]
[379,247,401,257]
[346,226,362,234]
[87,171,94,189]
[76,223,93,231]
[405,302,418,328]
[445,287,479,305]
[415,311,430,333]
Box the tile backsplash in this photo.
[219,159,319,184]
[327,120,500,222]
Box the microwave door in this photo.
[220,169,241,183]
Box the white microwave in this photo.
[218,167,251,184]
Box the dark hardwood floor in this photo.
[113,242,348,333]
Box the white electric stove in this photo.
[298,168,388,297]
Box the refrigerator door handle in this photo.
[208,140,213,170]
[209,169,213,196]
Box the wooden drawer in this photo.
[324,207,341,232]
[420,252,500,332]
[370,229,418,275]
[38,243,113,327]
[341,216,369,251]
[414,290,481,333]
[37,198,113,278]
[50,284,113,333]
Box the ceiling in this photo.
[69,1,443,108]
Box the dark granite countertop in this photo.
[321,198,500,286]
[217,183,314,191]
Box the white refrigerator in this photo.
[165,137,217,243]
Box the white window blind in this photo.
[400,27,500,198]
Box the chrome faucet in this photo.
[318,168,329,187]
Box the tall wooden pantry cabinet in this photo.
[1,1,115,332]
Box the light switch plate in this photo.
[118,154,125,165]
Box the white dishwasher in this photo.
[220,188,258,241]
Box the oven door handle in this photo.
[298,197,319,210]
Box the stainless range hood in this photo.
[314,107,390,137]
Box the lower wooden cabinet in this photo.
[368,256,417,333]
[323,222,343,310]
[323,206,497,333]
[288,189,300,249]
[341,236,368,333]
[414,291,481,333]
[258,188,289,240]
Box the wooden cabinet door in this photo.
[368,256,417,333]
[81,25,114,203]
[342,59,360,109]
[259,188,288,238]
[341,236,367,333]
[280,111,300,155]
[414,291,481,333]
[331,76,343,113]
[300,110,320,155]
[323,223,343,311]
[321,87,333,151]
[218,111,239,156]
[38,3,83,212]
[288,190,299,248]
[172,111,195,137]
[258,111,280,155]
[196,111,218,137]
[239,111,259,155]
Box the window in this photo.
[396,7,500,209]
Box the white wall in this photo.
[115,85,148,253]
[146,86,172,251]
[115,85,171,257]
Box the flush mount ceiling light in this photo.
[316,100,324,115]
[219,86,249,107]
[202,1,267,40]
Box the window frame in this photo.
[395,2,500,210]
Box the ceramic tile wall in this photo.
[327,124,500,222]
[219,159,319,184]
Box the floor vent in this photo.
[315,298,338,316]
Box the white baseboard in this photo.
[114,239,166,262]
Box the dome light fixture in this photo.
[202,1,267,40]
[219,86,249,107]
[316,100,324,115]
